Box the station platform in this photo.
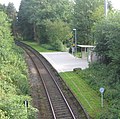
[41,52,88,72]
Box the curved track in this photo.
[16,41,90,119]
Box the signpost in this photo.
[99,87,105,108]
[24,100,28,118]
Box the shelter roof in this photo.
[77,45,95,48]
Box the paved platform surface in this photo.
[41,52,89,72]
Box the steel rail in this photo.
[18,41,76,119]
[16,41,89,119]
[18,44,57,119]
[38,52,76,119]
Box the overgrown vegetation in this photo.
[60,72,102,118]
[45,19,72,51]
[23,41,55,52]
[91,12,120,118]
[0,11,37,119]
[61,59,120,118]
[74,62,120,118]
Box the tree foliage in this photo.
[45,19,72,51]
[76,62,120,118]
[0,11,37,118]
[18,0,73,49]
[6,2,16,20]
[0,2,17,37]
[0,4,6,12]
[73,0,105,45]
[94,12,120,66]
[6,2,17,37]
[79,12,120,118]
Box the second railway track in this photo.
[16,41,90,119]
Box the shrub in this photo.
[45,19,72,51]
[0,11,37,118]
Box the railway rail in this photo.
[16,41,90,119]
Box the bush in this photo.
[51,40,65,51]
[77,62,120,119]
[0,11,37,118]
[0,110,9,119]
[94,12,120,66]
[45,19,72,51]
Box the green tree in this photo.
[6,2,16,20]
[18,0,73,44]
[0,4,6,12]
[17,0,34,40]
[94,12,120,66]
[6,2,17,37]
[0,11,37,118]
[73,0,104,45]
[45,19,72,51]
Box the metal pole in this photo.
[24,100,28,118]
[75,29,77,55]
[104,0,108,17]
[99,87,104,108]
[73,29,77,56]
[72,47,73,55]
[26,106,28,119]
[101,93,103,108]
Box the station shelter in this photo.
[77,45,96,62]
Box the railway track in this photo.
[16,41,90,119]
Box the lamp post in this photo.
[104,0,108,17]
[73,29,77,56]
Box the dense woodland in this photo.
[0,0,120,118]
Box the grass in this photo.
[22,41,55,52]
[60,71,103,118]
